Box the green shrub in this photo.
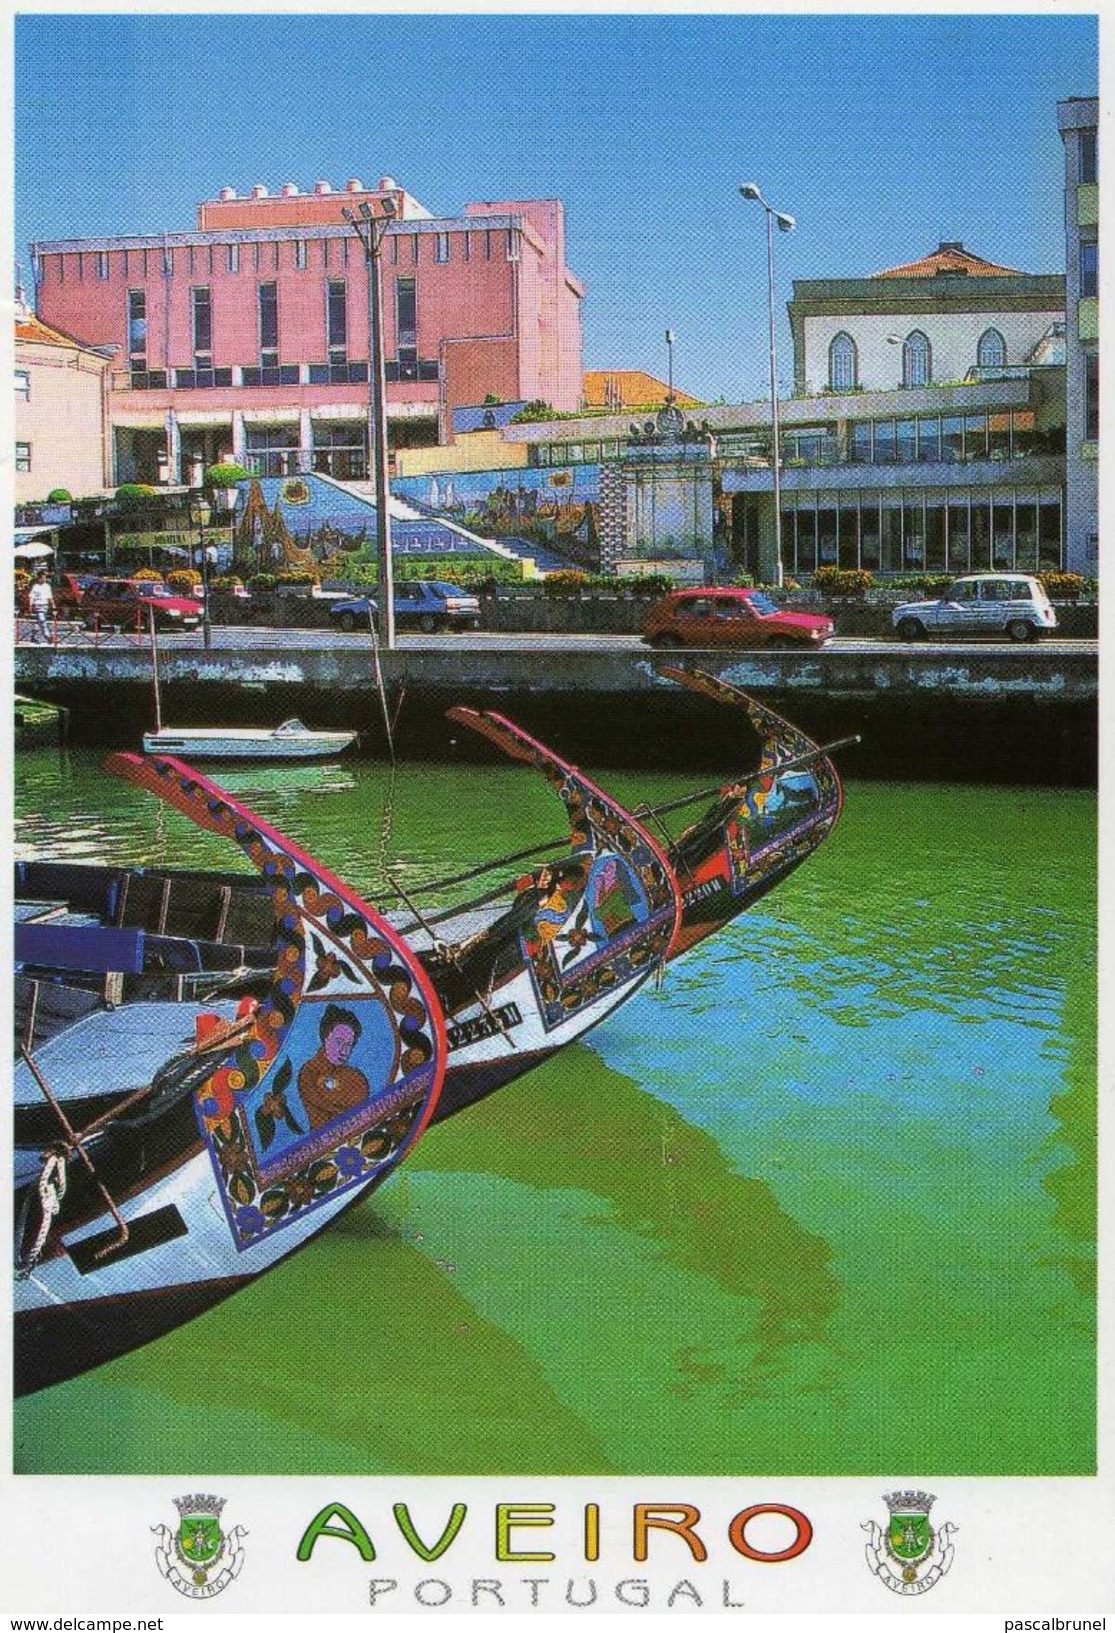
[275,569,319,587]
[211,575,243,591]
[509,399,564,423]
[248,573,278,591]
[46,488,73,504]
[624,572,675,597]
[813,565,874,596]
[1038,572,1086,601]
[115,483,159,507]
[544,570,590,595]
[206,462,250,487]
[730,571,756,589]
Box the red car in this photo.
[642,587,834,650]
[81,578,202,632]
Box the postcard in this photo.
[4,6,1109,1626]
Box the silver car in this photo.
[892,573,1057,643]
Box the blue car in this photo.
[329,579,482,634]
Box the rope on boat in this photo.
[389,867,518,1052]
[14,1148,67,1276]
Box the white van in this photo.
[892,574,1058,643]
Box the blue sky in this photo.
[14,12,1097,404]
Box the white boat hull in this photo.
[143,726,356,760]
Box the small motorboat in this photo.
[142,719,357,760]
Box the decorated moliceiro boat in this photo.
[13,678,850,1394]
[13,726,682,1394]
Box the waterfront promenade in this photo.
[15,629,1098,784]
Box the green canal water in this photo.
[11,749,1096,1476]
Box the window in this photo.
[1081,239,1098,298]
[191,286,212,365]
[227,242,240,273]
[258,281,278,368]
[295,240,308,270]
[15,368,30,401]
[127,290,147,370]
[1080,129,1097,185]
[1085,348,1098,442]
[901,331,931,387]
[977,328,1006,368]
[435,232,450,264]
[828,332,857,392]
[16,442,31,473]
[95,251,110,281]
[849,422,872,463]
[916,416,941,462]
[327,280,347,364]
[395,276,417,374]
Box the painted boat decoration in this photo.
[656,667,850,959]
[14,754,446,1396]
[142,718,357,761]
[12,684,850,1395]
[409,707,681,1122]
[12,725,681,1392]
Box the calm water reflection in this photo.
[12,749,1096,1475]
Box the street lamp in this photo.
[190,491,213,649]
[739,182,795,589]
[343,197,398,648]
[665,329,676,402]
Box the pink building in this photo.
[31,176,584,486]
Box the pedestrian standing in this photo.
[28,571,55,644]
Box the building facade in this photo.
[14,292,111,504]
[1057,97,1099,576]
[788,242,1064,398]
[30,176,584,488]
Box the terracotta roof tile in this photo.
[873,244,1026,280]
[582,369,703,410]
[15,311,98,349]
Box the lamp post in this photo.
[665,329,676,403]
[191,491,213,649]
[343,198,398,648]
[739,182,795,589]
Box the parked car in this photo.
[81,578,203,631]
[641,587,834,650]
[329,580,482,634]
[892,574,1057,643]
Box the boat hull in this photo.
[142,729,357,760]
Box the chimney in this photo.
[251,184,269,199]
[314,180,332,194]
[218,186,237,201]
[281,182,299,196]
[345,179,364,193]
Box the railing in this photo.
[243,447,368,480]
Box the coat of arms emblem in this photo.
[861,1490,957,1596]
[152,1494,247,1598]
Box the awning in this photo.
[14,540,55,559]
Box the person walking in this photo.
[27,571,55,644]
